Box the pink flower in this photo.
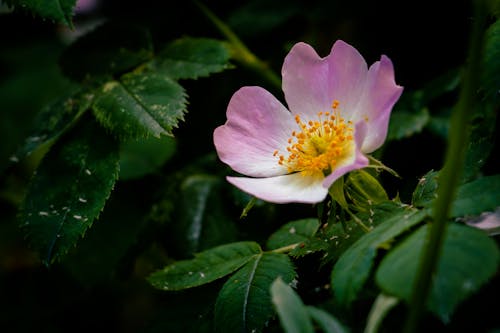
[213,41,403,204]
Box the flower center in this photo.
[274,100,354,176]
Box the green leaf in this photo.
[411,170,439,208]
[331,207,427,306]
[19,117,120,265]
[271,277,314,333]
[376,223,500,322]
[4,0,77,26]
[345,170,388,211]
[387,108,430,141]
[412,172,500,217]
[148,241,262,291]
[13,89,92,161]
[482,19,500,102]
[451,174,500,217]
[153,37,232,80]
[92,72,187,140]
[59,22,154,81]
[462,104,497,182]
[119,135,176,180]
[215,253,296,333]
[172,175,238,256]
[364,294,399,333]
[307,306,349,333]
[266,218,320,250]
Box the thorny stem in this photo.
[194,1,282,90]
[346,208,371,233]
[403,2,487,332]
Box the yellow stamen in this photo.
[274,100,354,176]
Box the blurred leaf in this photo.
[0,42,72,171]
[172,175,238,256]
[345,170,388,211]
[412,170,439,208]
[148,241,261,291]
[19,117,120,265]
[215,253,296,333]
[266,218,320,250]
[376,223,500,322]
[271,277,314,333]
[387,108,430,141]
[228,0,301,37]
[482,19,500,102]
[119,135,176,180]
[13,89,92,161]
[412,172,500,217]
[307,306,349,333]
[153,37,232,80]
[462,104,497,182]
[364,294,399,333]
[60,22,153,81]
[331,207,426,306]
[3,0,76,26]
[452,174,500,217]
[92,72,187,140]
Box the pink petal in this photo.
[282,40,368,120]
[213,86,296,177]
[352,55,403,153]
[227,173,328,204]
[323,121,370,187]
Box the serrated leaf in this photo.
[153,37,232,80]
[266,218,320,250]
[119,135,176,180]
[172,174,238,256]
[289,238,329,258]
[92,72,187,140]
[376,223,500,322]
[4,0,76,26]
[13,89,92,161]
[331,207,427,306]
[60,22,153,81]
[307,306,349,333]
[412,170,439,208]
[271,277,314,333]
[482,19,500,102]
[148,241,262,291]
[387,108,430,141]
[215,253,296,333]
[19,117,120,265]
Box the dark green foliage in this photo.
[214,253,296,333]
[376,223,500,322]
[3,0,77,26]
[19,117,120,265]
[148,241,262,291]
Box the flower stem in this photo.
[403,2,487,332]
[194,1,282,90]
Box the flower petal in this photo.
[352,55,403,153]
[282,40,368,120]
[227,173,328,204]
[323,121,369,188]
[213,86,296,177]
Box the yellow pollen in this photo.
[274,101,354,175]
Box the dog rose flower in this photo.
[214,40,403,203]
